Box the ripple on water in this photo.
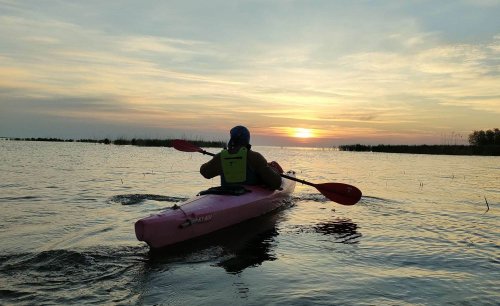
[0,247,147,305]
[108,194,188,205]
[1,141,499,305]
[0,195,43,202]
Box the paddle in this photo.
[172,139,362,205]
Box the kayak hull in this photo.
[135,171,296,249]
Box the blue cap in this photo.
[229,125,250,148]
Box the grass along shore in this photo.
[2,137,225,148]
[338,144,500,156]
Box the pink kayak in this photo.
[135,171,296,249]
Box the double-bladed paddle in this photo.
[172,139,362,205]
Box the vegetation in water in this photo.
[2,137,226,148]
[338,144,500,156]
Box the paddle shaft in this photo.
[280,173,316,187]
[181,141,326,187]
[172,139,362,205]
[193,147,307,185]
[196,149,214,156]
[199,150,317,188]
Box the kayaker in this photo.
[200,125,284,189]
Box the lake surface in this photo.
[1,140,498,305]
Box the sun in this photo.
[293,128,314,138]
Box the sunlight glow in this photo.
[293,128,314,138]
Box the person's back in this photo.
[200,126,283,190]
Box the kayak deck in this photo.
[135,171,296,249]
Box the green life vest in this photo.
[221,147,247,183]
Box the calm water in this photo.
[0,140,498,305]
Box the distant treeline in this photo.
[468,128,500,146]
[3,137,225,148]
[338,144,500,156]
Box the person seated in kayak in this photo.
[200,125,284,190]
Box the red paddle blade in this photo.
[314,183,362,205]
[172,139,202,153]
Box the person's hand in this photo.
[268,161,284,174]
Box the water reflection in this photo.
[216,226,278,274]
[312,219,361,244]
[289,217,362,244]
[108,194,188,205]
[3,141,498,305]
[0,246,146,305]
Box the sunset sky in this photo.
[1,0,499,146]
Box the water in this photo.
[0,140,498,305]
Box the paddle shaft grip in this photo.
[280,173,315,187]
[200,150,215,156]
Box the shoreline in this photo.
[339,144,500,156]
[3,138,500,156]
[1,137,225,148]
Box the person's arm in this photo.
[249,151,283,190]
[200,153,222,179]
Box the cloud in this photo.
[461,0,500,7]
[1,1,499,144]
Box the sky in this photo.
[0,0,499,146]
